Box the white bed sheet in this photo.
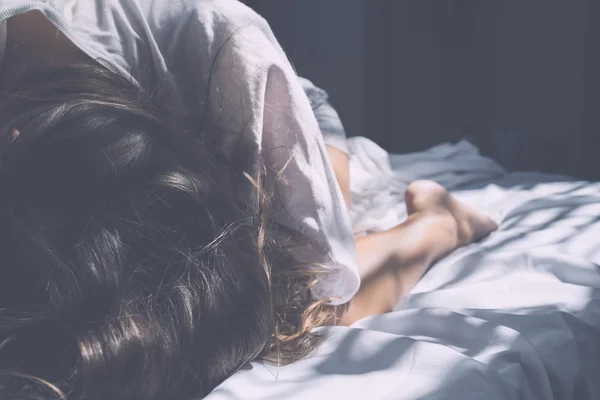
[206,138,600,400]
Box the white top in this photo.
[0,0,360,304]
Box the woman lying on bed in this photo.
[0,1,497,399]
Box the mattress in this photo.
[206,138,600,400]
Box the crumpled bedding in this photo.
[207,137,600,400]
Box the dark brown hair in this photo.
[0,65,338,399]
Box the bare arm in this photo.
[326,146,351,210]
[325,148,496,326]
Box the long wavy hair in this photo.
[0,65,339,399]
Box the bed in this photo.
[206,137,600,399]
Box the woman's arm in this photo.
[299,77,351,209]
[296,79,459,323]
[321,140,496,326]
[320,148,442,325]
[326,146,351,210]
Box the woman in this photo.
[0,1,496,399]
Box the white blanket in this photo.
[207,138,600,400]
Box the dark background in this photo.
[242,0,600,180]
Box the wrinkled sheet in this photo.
[207,137,600,400]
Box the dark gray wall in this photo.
[584,0,600,180]
[245,0,600,179]
[469,1,588,177]
[365,1,463,153]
